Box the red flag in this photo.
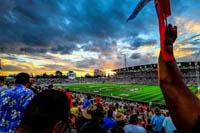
[155,0,174,61]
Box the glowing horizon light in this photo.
[105,70,116,77]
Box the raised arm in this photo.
[158,24,200,133]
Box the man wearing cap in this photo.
[0,73,34,133]
[124,114,146,133]
[102,109,117,131]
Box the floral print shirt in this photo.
[0,84,34,133]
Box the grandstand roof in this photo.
[114,62,200,73]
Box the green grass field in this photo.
[56,83,198,104]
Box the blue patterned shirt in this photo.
[0,84,34,133]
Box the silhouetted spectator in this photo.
[16,89,70,133]
[79,108,106,133]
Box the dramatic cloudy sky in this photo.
[0,0,200,76]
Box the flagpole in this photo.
[165,18,168,26]
[162,0,169,26]
[163,0,167,26]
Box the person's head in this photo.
[96,97,101,103]
[154,107,161,116]
[108,126,125,133]
[87,95,91,100]
[26,78,35,88]
[17,90,70,133]
[48,84,53,90]
[15,73,30,86]
[166,112,169,117]
[91,109,104,125]
[83,105,97,119]
[0,76,5,87]
[108,110,113,118]
[147,107,150,112]
[147,118,151,124]
[79,123,106,133]
[29,78,35,85]
[129,114,138,125]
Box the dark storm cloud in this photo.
[128,53,157,66]
[50,45,78,54]
[0,0,198,59]
[20,47,48,54]
[131,38,157,49]
[3,56,18,61]
[122,37,157,50]
[81,40,117,56]
[3,64,28,71]
[76,59,97,68]
[130,53,141,59]
[40,64,68,70]
[0,0,158,56]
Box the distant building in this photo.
[94,69,105,77]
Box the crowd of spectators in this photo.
[0,73,177,133]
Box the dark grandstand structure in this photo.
[113,62,200,86]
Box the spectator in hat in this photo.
[114,112,125,128]
[79,108,106,133]
[70,107,79,130]
[75,105,97,133]
[124,114,146,133]
[0,73,34,133]
[16,89,70,133]
[102,109,117,131]
[0,76,8,92]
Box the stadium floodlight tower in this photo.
[120,51,129,91]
